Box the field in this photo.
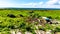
[0,9,60,34]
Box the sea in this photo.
[0,8,60,10]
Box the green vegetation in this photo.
[0,9,60,34]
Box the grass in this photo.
[0,9,60,34]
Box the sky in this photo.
[0,0,60,8]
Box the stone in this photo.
[10,30,15,34]
[25,31,32,34]
[16,32,22,34]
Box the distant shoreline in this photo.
[0,8,60,10]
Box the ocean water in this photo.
[0,8,60,10]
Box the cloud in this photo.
[39,0,60,8]
[0,0,13,8]
[45,0,59,5]
[58,1,60,4]
[40,0,60,8]
[39,5,60,8]
[18,2,44,8]
[0,0,60,8]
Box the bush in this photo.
[54,27,60,32]
[38,26,46,31]
[7,14,16,18]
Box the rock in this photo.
[16,32,22,34]
[16,29,22,34]
[51,19,59,24]
[35,30,46,34]
[10,30,15,34]
[25,31,32,34]
[46,32,51,34]
[46,30,52,34]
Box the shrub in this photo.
[54,27,60,32]
[7,14,16,18]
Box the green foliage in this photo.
[44,24,53,30]
[53,27,60,32]
[0,9,60,33]
[1,31,10,34]
[38,25,46,31]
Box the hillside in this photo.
[0,9,60,34]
